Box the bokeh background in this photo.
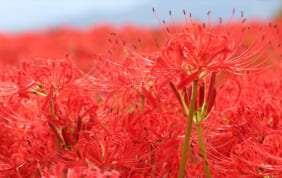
[0,0,281,32]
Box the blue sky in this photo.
[0,0,281,32]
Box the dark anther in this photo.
[26,139,32,147]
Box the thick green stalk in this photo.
[196,124,211,178]
[178,80,198,178]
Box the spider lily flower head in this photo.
[150,9,273,85]
[21,55,78,91]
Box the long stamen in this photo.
[152,8,170,36]
[183,9,189,26]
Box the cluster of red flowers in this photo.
[0,11,281,177]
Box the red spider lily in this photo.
[146,9,275,88]
[21,56,77,90]
[230,136,282,177]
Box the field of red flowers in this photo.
[0,11,281,177]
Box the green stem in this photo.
[178,80,198,178]
[196,124,211,178]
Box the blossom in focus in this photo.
[146,10,276,86]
